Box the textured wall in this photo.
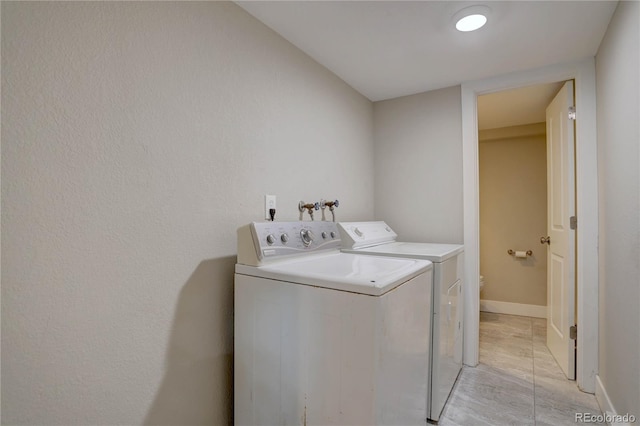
[1,2,374,424]
[595,0,640,418]
[373,86,463,243]
[479,125,547,306]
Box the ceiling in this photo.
[478,81,564,130]
[237,1,617,102]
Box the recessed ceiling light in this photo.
[453,5,491,32]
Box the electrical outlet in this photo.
[265,195,276,220]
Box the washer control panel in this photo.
[249,221,341,262]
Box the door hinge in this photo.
[570,216,577,230]
[570,325,577,340]
[568,106,576,120]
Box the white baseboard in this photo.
[479,299,547,318]
[595,375,635,426]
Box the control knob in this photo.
[300,229,315,247]
[266,234,276,245]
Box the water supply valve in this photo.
[298,201,320,221]
[320,199,339,222]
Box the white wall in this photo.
[595,0,640,418]
[1,2,374,424]
[373,86,463,243]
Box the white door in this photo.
[544,81,576,380]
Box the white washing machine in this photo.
[235,221,433,426]
[338,221,464,423]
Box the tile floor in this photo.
[438,312,604,426]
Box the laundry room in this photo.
[2,1,638,425]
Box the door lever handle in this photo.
[540,236,551,245]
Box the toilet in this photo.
[479,275,485,293]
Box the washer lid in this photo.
[235,252,432,296]
[344,242,464,263]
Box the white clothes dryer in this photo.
[235,221,433,426]
[338,221,464,424]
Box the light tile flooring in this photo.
[439,312,603,426]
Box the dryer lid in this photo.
[348,242,464,263]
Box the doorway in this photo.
[460,59,599,393]
[476,81,579,381]
[477,82,561,320]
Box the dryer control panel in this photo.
[338,221,398,249]
[237,221,342,266]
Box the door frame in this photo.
[461,58,598,393]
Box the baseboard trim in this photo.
[479,299,547,318]
[595,375,635,426]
